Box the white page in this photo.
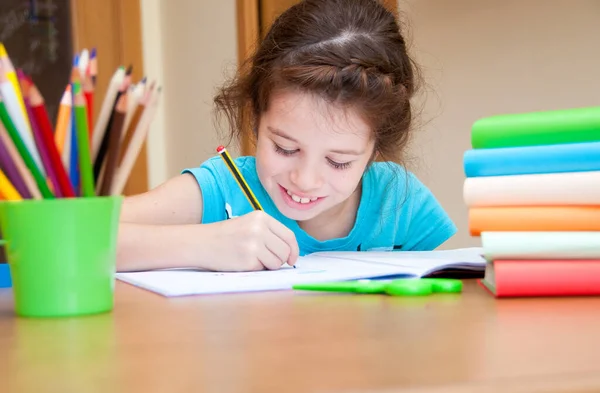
[116,256,422,297]
[116,247,486,297]
[302,247,485,277]
[306,247,485,264]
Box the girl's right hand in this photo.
[211,210,300,271]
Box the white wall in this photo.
[141,0,600,248]
[140,0,238,187]
[402,0,600,249]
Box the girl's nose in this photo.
[290,164,324,192]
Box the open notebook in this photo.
[116,247,485,297]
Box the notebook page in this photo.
[302,247,486,276]
[116,256,423,297]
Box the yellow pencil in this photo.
[216,146,262,211]
[0,43,30,133]
[0,169,22,201]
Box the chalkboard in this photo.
[0,0,73,124]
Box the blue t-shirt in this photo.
[183,156,456,256]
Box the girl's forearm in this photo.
[116,222,217,272]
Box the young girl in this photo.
[117,0,456,272]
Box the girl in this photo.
[117,0,456,272]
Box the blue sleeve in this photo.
[400,176,457,251]
[181,158,227,224]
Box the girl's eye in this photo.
[327,158,352,170]
[273,143,298,156]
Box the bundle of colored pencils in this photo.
[0,43,161,201]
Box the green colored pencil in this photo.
[0,97,54,199]
[73,81,95,197]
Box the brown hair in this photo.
[214,0,420,164]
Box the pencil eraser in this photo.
[216,145,225,153]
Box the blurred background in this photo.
[2,0,599,249]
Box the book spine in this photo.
[463,171,600,207]
[463,141,600,177]
[469,206,600,236]
[471,106,600,149]
[481,232,600,260]
[492,259,600,297]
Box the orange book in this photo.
[480,259,600,297]
[469,206,600,236]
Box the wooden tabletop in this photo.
[1,279,600,393]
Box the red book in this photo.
[479,259,600,297]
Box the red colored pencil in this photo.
[83,68,94,136]
[28,81,76,198]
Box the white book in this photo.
[116,247,485,297]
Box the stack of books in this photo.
[462,106,600,297]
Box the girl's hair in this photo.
[214,0,420,164]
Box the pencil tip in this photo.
[126,64,133,75]
[90,47,96,57]
[73,81,81,94]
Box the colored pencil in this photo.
[91,66,125,162]
[0,126,30,198]
[94,65,132,181]
[28,82,76,198]
[0,63,44,176]
[0,169,21,200]
[0,43,30,132]
[0,122,39,198]
[73,82,95,197]
[119,81,152,166]
[98,93,126,196]
[69,94,79,195]
[122,78,146,137]
[111,86,161,195]
[17,71,62,197]
[83,70,94,135]
[54,85,72,155]
[0,96,53,198]
[89,48,97,86]
[78,48,89,78]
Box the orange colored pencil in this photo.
[54,85,71,155]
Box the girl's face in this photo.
[255,89,375,223]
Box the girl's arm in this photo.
[119,174,204,225]
[116,174,299,272]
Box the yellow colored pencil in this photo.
[0,43,30,133]
[0,169,22,201]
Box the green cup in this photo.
[0,196,122,318]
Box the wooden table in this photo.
[1,280,600,393]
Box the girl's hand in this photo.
[212,210,300,271]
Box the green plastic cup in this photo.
[0,196,122,318]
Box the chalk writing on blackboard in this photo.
[0,0,73,123]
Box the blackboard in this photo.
[0,0,73,124]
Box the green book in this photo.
[471,106,600,149]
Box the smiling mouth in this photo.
[279,185,323,206]
[285,189,319,204]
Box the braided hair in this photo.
[214,0,419,164]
